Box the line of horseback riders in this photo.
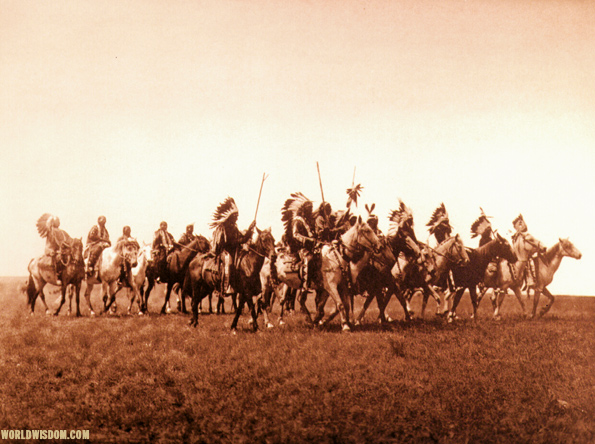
[27,183,577,327]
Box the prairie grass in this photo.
[0,277,594,443]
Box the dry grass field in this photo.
[1,276,594,443]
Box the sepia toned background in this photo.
[1,0,593,295]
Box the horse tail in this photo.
[24,274,36,307]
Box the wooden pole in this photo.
[254,172,268,222]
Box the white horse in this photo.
[82,239,139,315]
[489,238,582,319]
[126,243,152,315]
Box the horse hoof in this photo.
[266,322,274,329]
[386,316,394,323]
[279,319,286,326]
[354,320,361,327]
[342,324,351,332]
[231,329,237,335]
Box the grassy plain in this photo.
[0,276,594,443]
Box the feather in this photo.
[210,197,239,229]
[346,184,363,208]
[426,203,452,235]
[470,208,493,238]
[388,200,414,237]
[281,192,313,243]
[36,213,53,238]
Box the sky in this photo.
[1,0,593,295]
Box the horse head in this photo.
[254,227,276,258]
[558,238,582,260]
[450,234,470,266]
[495,232,517,263]
[116,239,140,268]
[195,235,211,254]
[341,216,380,255]
[71,238,84,265]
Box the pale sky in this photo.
[1,0,593,295]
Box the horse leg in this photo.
[354,291,375,326]
[83,283,96,316]
[74,283,82,317]
[322,279,351,332]
[143,279,155,314]
[230,295,247,333]
[448,288,466,322]
[161,283,172,315]
[469,286,479,320]
[189,283,201,327]
[53,285,68,316]
[530,286,540,319]
[538,288,555,318]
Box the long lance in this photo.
[316,162,330,225]
[254,172,268,223]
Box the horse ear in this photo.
[371,203,375,213]
[358,215,363,224]
[256,226,262,234]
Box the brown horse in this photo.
[143,236,211,314]
[26,238,85,316]
[448,233,517,322]
[186,227,275,332]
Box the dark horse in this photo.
[26,238,85,316]
[143,236,211,314]
[448,233,517,322]
[186,227,275,332]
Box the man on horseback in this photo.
[211,197,256,296]
[178,224,198,246]
[471,208,494,247]
[282,193,318,291]
[36,213,72,282]
[117,225,133,243]
[314,202,336,243]
[512,214,547,290]
[85,216,111,277]
[152,221,178,278]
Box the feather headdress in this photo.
[210,197,239,229]
[36,213,54,238]
[427,203,452,235]
[470,207,493,238]
[388,200,414,237]
[346,184,364,208]
[281,192,313,240]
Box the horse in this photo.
[390,243,440,318]
[143,236,211,314]
[312,217,380,331]
[186,227,275,332]
[353,237,410,325]
[487,238,582,319]
[82,238,140,315]
[26,238,85,316]
[125,243,152,315]
[447,233,517,322]
[406,234,470,319]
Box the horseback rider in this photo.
[178,224,198,246]
[427,203,452,246]
[117,225,133,243]
[282,193,317,291]
[471,208,494,247]
[314,202,337,243]
[365,203,385,243]
[152,221,178,276]
[117,225,139,286]
[85,216,111,277]
[211,197,256,295]
[36,213,72,280]
[512,214,547,290]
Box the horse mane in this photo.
[114,238,138,254]
[210,197,239,229]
